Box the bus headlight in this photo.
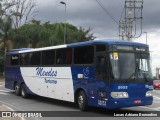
[146,91,152,97]
[111,92,129,98]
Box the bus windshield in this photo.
[110,52,153,81]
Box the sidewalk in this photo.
[0,77,22,120]
[0,76,4,83]
[0,76,4,86]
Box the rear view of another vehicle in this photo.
[153,80,160,89]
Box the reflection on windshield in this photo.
[110,52,152,80]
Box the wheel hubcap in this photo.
[78,95,84,107]
[22,88,25,96]
[15,85,19,92]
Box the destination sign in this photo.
[109,45,148,52]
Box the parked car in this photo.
[153,80,160,89]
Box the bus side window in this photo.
[96,56,107,79]
[20,54,29,65]
[56,48,72,65]
[30,52,41,65]
[66,49,72,64]
[11,54,19,65]
[42,50,55,65]
[74,46,94,64]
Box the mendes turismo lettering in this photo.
[36,67,58,84]
[36,67,57,77]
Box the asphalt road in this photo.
[0,80,160,120]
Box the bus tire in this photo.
[77,90,88,111]
[14,83,21,96]
[21,84,28,98]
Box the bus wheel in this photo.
[21,84,28,98]
[14,83,20,96]
[77,90,88,111]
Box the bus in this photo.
[5,40,153,111]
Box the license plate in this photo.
[134,100,142,104]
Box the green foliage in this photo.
[0,54,4,63]
[0,17,13,74]
[0,17,13,40]
[9,22,96,48]
[0,51,4,75]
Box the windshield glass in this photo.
[110,52,153,80]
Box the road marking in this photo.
[153,95,160,100]
[154,90,160,94]
[153,101,160,104]
[139,95,160,111]
[0,101,25,120]
[0,90,14,93]
[0,92,9,95]
[0,90,14,95]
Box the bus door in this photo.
[95,54,109,91]
[95,54,110,107]
[96,55,107,80]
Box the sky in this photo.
[35,0,160,76]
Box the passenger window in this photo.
[74,46,94,64]
[56,48,72,65]
[42,50,55,65]
[30,52,41,65]
[19,54,29,65]
[11,54,19,65]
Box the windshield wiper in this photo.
[143,72,149,82]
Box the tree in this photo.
[0,0,16,17]
[0,0,37,29]
[9,22,96,48]
[66,26,95,43]
[0,0,37,76]
[0,57,3,75]
[13,0,37,28]
[0,16,13,50]
[0,16,13,76]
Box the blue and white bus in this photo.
[5,40,153,111]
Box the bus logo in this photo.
[145,85,153,90]
[83,67,90,77]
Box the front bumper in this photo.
[105,97,153,109]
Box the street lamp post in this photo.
[60,1,67,44]
[144,32,147,44]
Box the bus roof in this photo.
[6,39,148,54]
